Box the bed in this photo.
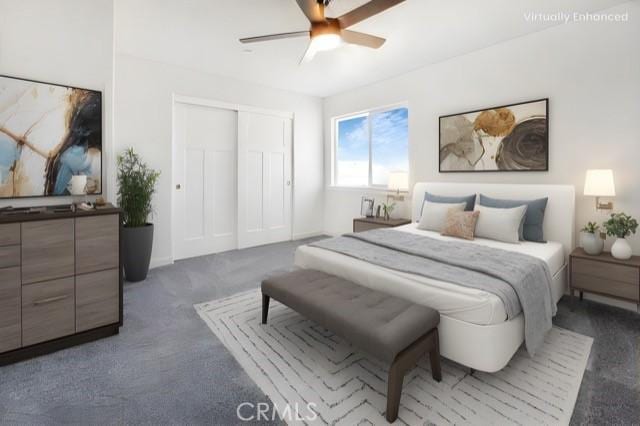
[295,182,576,372]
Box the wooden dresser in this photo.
[569,247,640,310]
[0,205,122,365]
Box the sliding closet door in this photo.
[173,102,237,260]
[237,111,292,249]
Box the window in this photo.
[333,106,408,188]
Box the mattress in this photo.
[294,223,565,326]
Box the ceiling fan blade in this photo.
[299,41,317,64]
[240,31,310,44]
[341,30,385,49]
[295,0,325,23]
[337,0,405,28]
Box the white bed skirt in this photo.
[295,246,567,372]
[439,265,565,372]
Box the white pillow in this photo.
[418,201,466,232]
[473,204,528,244]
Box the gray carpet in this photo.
[0,236,638,425]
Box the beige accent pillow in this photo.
[473,204,528,243]
[441,210,481,240]
[417,201,466,232]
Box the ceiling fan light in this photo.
[310,33,342,51]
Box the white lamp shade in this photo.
[584,169,616,196]
[387,171,409,191]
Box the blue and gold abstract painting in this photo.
[439,99,548,172]
[0,75,101,197]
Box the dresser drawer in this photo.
[75,214,119,275]
[76,268,119,332]
[0,223,20,246]
[22,219,74,284]
[572,258,639,285]
[0,267,21,352]
[0,245,20,268]
[354,221,387,232]
[22,277,75,346]
[572,272,639,302]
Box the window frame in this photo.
[331,103,409,190]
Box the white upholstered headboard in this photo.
[412,182,576,255]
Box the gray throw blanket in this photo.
[310,229,556,356]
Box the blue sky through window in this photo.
[336,107,408,186]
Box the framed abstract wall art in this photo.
[0,75,102,198]
[439,98,548,172]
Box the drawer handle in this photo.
[33,295,69,305]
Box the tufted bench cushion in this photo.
[261,268,442,423]
[262,268,439,362]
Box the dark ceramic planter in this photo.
[122,223,154,282]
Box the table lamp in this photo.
[583,169,615,210]
[387,171,408,201]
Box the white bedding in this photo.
[294,223,565,326]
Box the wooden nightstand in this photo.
[353,217,412,233]
[569,247,640,310]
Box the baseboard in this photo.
[149,256,174,270]
[292,231,325,240]
[581,292,638,313]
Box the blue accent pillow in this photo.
[478,194,548,242]
[424,192,476,212]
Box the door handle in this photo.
[286,180,291,186]
[176,184,181,190]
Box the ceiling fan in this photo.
[239,0,406,63]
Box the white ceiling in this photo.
[115,0,627,97]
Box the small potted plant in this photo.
[117,148,161,281]
[580,221,603,255]
[382,201,396,221]
[603,212,638,260]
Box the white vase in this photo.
[580,232,603,255]
[611,237,632,260]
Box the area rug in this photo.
[196,290,593,425]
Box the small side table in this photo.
[353,217,411,233]
[569,247,640,311]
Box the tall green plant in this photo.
[117,148,160,227]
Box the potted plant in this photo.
[603,212,638,260]
[117,148,161,281]
[580,221,604,255]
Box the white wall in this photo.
[323,2,640,257]
[0,0,115,206]
[113,54,324,267]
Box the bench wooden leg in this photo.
[386,362,404,423]
[262,293,270,324]
[429,329,442,382]
[386,328,441,423]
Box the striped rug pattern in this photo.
[196,290,592,425]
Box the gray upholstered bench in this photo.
[261,269,441,423]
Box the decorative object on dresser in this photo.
[360,196,375,218]
[603,212,638,260]
[569,248,639,309]
[117,148,161,282]
[353,216,411,233]
[381,201,395,221]
[0,204,121,365]
[584,169,616,210]
[439,98,548,172]
[580,221,604,255]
